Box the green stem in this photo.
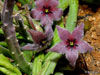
[66,0,78,32]
[14,14,29,40]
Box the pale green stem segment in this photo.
[58,0,69,11]
[66,0,78,32]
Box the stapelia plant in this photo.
[1,0,31,74]
[22,24,53,51]
[49,24,93,66]
[31,0,63,25]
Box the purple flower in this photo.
[49,24,93,66]
[31,0,63,25]
[22,25,53,51]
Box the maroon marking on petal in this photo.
[42,6,52,14]
[65,38,78,50]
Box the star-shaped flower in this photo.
[22,25,53,51]
[31,0,63,25]
[49,24,93,66]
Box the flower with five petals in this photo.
[31,0,63,25]
[49,24,93,66]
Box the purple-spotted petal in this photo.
[72,23,84,40]
[45,25,53,41]
[28,29,46,44]
[31,9,42,20]
[65,50,78,66]
[77,41,93,53]
[52,8,63,21]
[56,26,71,41]
[49,42,67,54]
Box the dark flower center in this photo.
[66,39,78,48]
[43,6,52,14]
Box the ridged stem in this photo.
[1,0,32,74]
[14,14,29,40]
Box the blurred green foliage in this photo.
[0,54,22,75]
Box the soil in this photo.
[76,4,100,75]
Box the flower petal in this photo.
[77,41,93,53]
[31,9,42,20]
[72,23,84,40]
[21,44,34,50]
[40,15,53,25]
[48,0,58,7]
[35,0,46,8]
[65,50,78,66]
[56,26,71,41]
[27,14,36,30]
[21,43,41,51]
[52,8,63,21]
[40,16,47,25]
[28,29,46,44]
[49,42,67,54]
[47,14,54,24]
[45,25,54,41]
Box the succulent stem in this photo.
[1,0,32,74]
[14,14,29,40]
[66,0,78,32]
